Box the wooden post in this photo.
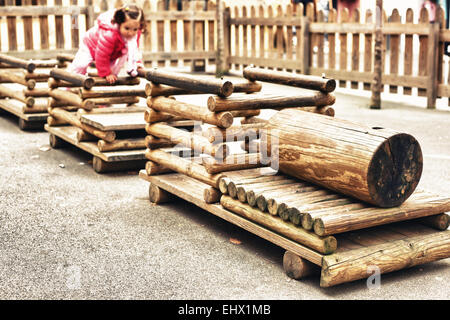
[216,0,228,77]
[426,22,439,109]
[299,16,310,74]
[370,0,383,109]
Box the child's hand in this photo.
[106,74,118,84]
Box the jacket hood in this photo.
[96,10,119,32]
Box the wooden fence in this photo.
[2,1,450,108]
[0,0,216,70]
[227,2,450,108]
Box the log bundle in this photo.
[0,54,68,122]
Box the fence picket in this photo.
[403,8,413,95]
[351,9,360,89]
[363,9,372,90]
[389,9,400,93]
[339,8,349,88]
[418,7,429,97]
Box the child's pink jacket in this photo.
[81,10,142,77]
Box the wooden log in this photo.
[48,107,116,142]
[146,149,224,188]
[313,196,450,236]
[243,66,336,92]
[144,108,186,123]
[50,68,95,89]
[47,116,68,126]
[0,84,35,107]
[56,53,75,63]
[145,81,262,97]
[241,116,268,125]
[149,183,174,204]
[283,251,319,280]
[92,76,140,87]
[145,68,234,97]
[147,123,229,159]
[148,96,234,128]
[207,92,336,111]
[418,213,449,231]
[75,128,97,142]
[76,87,146,99]
[300,106,335,117]
[98,138,146,152]
[320,231,450,287]
[202,153,266,174]
[237,180,299,204]
[203,124,263,144]
[0,53,36,72]
[254,184,318,212]
[144,135,175,149]
[264,109,423,208]
[92,156,146,173]
[203,187,221,204]
[25,71,51,81]
[0,70,36,89]
[23,88,49,97]
[229,110,261,118]
[220,196,337,255]
[49,89,90,109]
[145,160,172,176]
[81,96,139,108]
[227,176,292,199]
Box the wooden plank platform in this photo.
[80,112,146,131]
[140,171,450,287]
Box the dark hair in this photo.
[112,4,146,31]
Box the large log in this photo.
[263,109,423,207]
[148,96,233,128]
[0,53,36,72]
[147,122,229,159]
[146,68,234,97]
[50,68,95,89]
[144,108,186,123]
[207,92,336,111]
[243,66,336,92]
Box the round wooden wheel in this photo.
[49,134,66,149]
[283,251,318,280]
[92,156,108,173]
[149,184,173,204]
[19,118,44,131]
[18,118,31,130]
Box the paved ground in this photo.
[0,77,449,300]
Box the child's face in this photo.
[119,18,140,40]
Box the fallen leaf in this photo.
[39,146,51,152]
[229,237,242,245]
[59,163,65,168]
